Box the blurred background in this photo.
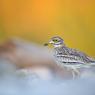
[0,0,95,56]
[0,1,95,95]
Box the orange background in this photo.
[0,0,95,57]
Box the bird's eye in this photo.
[53,39,58,42]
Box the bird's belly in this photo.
[56,61,83,69]
[62,63,83,68]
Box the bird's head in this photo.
[44,36,65,47]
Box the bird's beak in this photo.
[44,41,54,46]
[44,43,49,46]
[49,41,54,44]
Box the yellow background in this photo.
[0,0,95,57]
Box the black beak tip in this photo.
[44,43,48,46]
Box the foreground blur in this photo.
[0,38,95,95]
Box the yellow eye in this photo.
[53,39,58,42]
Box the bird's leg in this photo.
[66,67,77,79]
[72,70,76,79]
[71,68,80,79]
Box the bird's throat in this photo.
[53,44,63,48]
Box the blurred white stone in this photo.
[16,67,53,80]
[0,38,95,95]
[0,58,16,77]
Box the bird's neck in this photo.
[54,44,66,48]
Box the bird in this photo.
[44,36,95,78]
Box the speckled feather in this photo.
[45,36,95,69]
[54,45,95,66]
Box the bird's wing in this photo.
[55,46,95,64]
[67,47,95,63]
[55,54,85,65]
